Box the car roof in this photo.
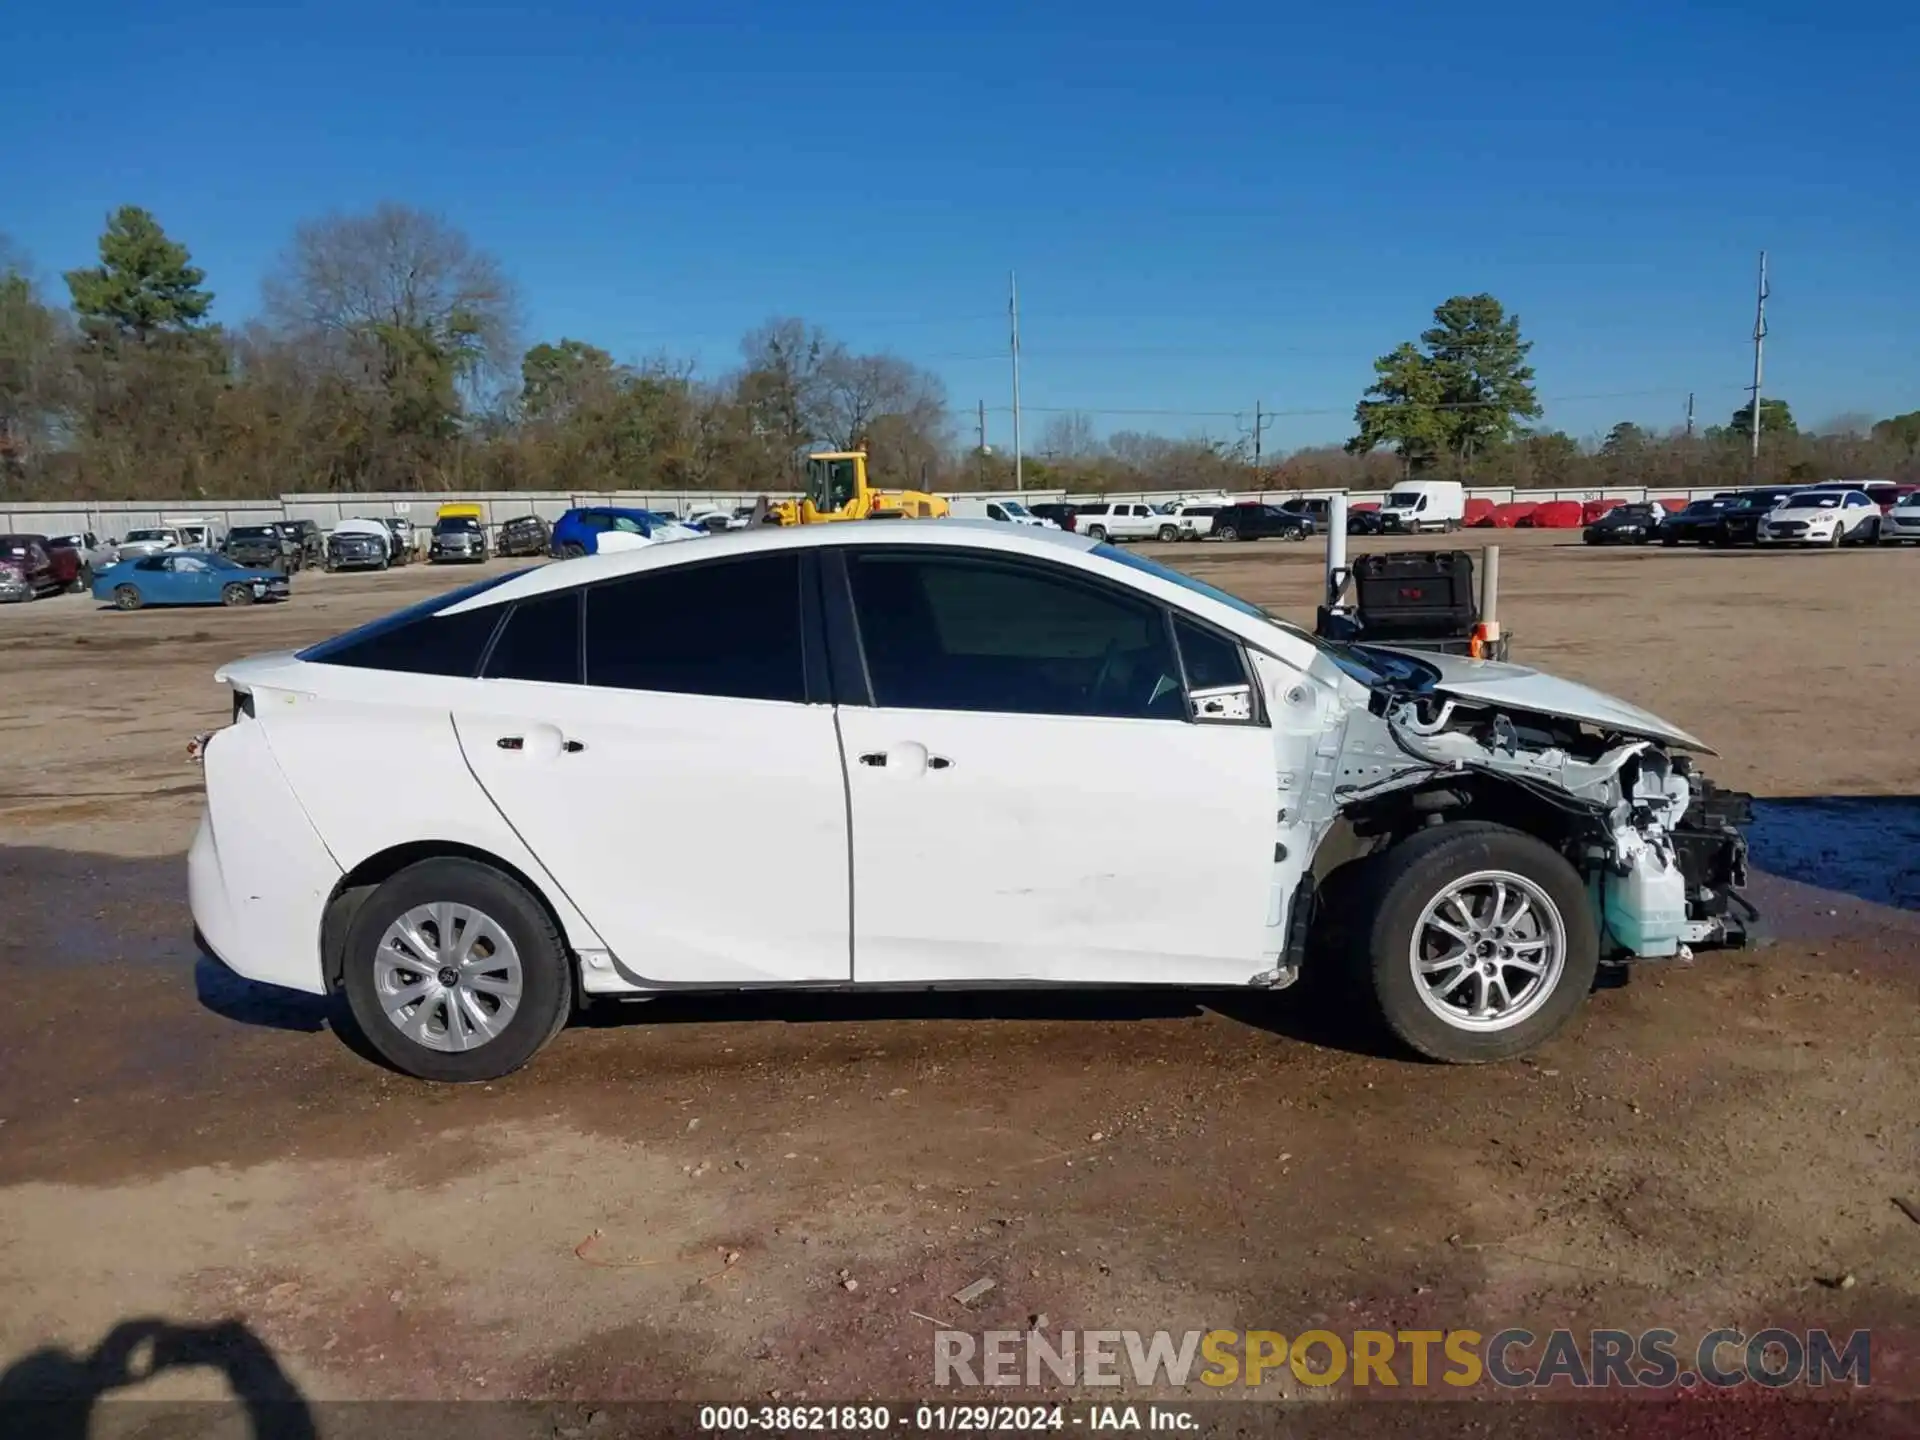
[440,521,1100,616]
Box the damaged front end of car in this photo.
[1296,650,1757,975]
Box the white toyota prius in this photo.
[190,523,1755,1081]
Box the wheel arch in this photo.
[320,840,579,992]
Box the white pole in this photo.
[1326,493,1349,609]
[1010,270,1023,493]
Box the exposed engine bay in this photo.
[1299,645,1756,964]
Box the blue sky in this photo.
[6,0,1915,451]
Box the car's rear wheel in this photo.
[341,858,573,1083]
[1084,526,1108,542]
[1156,524,1179,542]
[112,585,141,611]
[1214,524,1239,541]
[222,583,253,606]
[1340,822,1598,1064]
[70,567,91,593]
[560,542,586,559]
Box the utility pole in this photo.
[1009,271,1023,492]
[1747,250,1769,472]
[976,399,988,483]
[1685,391,1695,439]
[1244,401,1274,483]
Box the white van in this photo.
[1377,480,1465,533]
[947,496,1057,528]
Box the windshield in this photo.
[1784,493,1843,509]
[1000,501,1031,518]
[125,529,172,542]
[230,527,278,541]
[1091,544,1394,686]
[434,517,481,533]
[1384,491,1420,508]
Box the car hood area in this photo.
[1372,648,1711,752]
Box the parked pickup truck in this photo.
[1072,502,1182,543]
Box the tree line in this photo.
[1,208,1914,501]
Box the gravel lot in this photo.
[2,532,1916,1420]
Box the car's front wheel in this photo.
[341,858,574,1082]
[222,583,254,606]
[559,542,587,559]
[1156,524,1179,542]
[1347,822,1598,1064]
[1214,524,1239,542]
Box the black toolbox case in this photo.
[1352,550,1478,638]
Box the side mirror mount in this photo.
[1189,684,1254,723]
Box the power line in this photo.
[973,387,1748,421]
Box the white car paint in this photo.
[1377,481,1466,533]
[451,681,850,985]
[116,527,184,559]
[946,497,1057,528]
[1071,503,1181,543]
[190,519,1732,1075]
[1395,651,1711,752]
[1756,489,1880,546]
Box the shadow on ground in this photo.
[0,1317,314,1440]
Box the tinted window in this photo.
[847,551,1182,721]
[299,572,524,672]
[483,590,582,685]
[1174,616,1250,694]
[585,554,804,701]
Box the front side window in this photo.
[585,554,805,702]
[847,551,1183,721]
[1174,616,1250,694]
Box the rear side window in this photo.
[483,590,581,685]
[585,554,805,701]
[298,571,522,675]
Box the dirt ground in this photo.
[1,532,1917,1430]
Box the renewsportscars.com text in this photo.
[934,1327,1871,1390]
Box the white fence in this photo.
[0,483,1728,540]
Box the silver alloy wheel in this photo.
[373,902,524,1052]
[1408,869,1566,1033]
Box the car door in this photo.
[829,545,1287,987]
[450,553,851,985]
[1843,492,1874,537]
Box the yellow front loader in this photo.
[766,443,950,525]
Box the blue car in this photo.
[93,551,290,610]
[549,506,697,558]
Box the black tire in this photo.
[1287,526,1307,542]
[1214,524,1239,542]
[113,584,142,611]
[1156,524,1179,543]
[69,567,91,593]
[1341,821,1599,1064]
[560,542,587,559]
[222,583,253,607]
[1661,534,1678,547]
[340,858,573,1083]
[1827,526,1842,548]
[324,559,338,573]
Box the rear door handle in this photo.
[858,749,952,771]
[858,752,888,767]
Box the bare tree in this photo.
[1038,410,1097,459]
[265,203,520,386]
[818,351,945,451]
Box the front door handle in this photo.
[496,736,524,751]
[495,730,583,756]
[858,752,888,767]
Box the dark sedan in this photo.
[1659,497,1737,546]
[224,525,294,569]
[1716,487,1804,546]
[497,514,552,557]
[1582,502,1664,545]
